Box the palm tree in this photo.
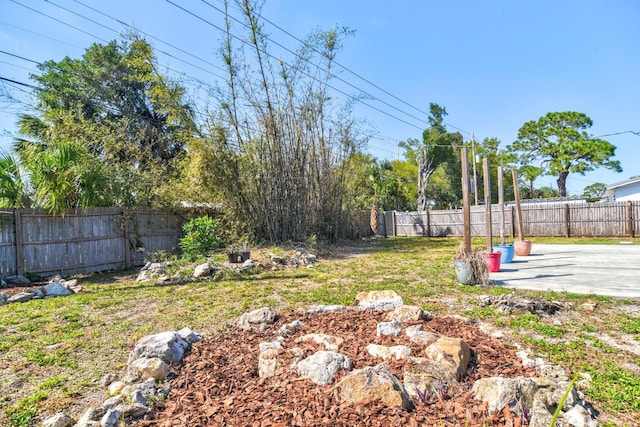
[0,151,30,208]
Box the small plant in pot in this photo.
[453,244,489,286]
[227,239,251,263]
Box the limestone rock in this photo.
[7,291,35,303]
[384,305,427,323]
[128,357,170,380]
[424,337,471,382]
[306,305,345,314]
[356,290,403,312]
[258,348,280,378]
[336,364,414,411]
[42,412,74,427]
[100,408,123,427]
[177,327,202,344]
[562,404,599,427]
[237,307,278,331]
[128,331,190,365]
[366,343,411,360]
[42,282,73,297]
[405,324,438,346]
[403,361,449,402]
[296,350,353,385]
[259,339,283,352]
[107,381,126,396]
[193,262,211,278]
[377,320,401,336]
[472,377,538,415]
[76,407,105,426]
[0,292,7,305]
[295,333,344,351]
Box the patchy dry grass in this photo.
[1,237,639,426]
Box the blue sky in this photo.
[1,0,638,195]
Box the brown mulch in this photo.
[138,309,536,427]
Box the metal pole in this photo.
[461,147,472,253]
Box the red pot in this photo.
[483,252,501,272]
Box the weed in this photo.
[621,317,640,335]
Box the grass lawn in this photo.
[1,237,639,426]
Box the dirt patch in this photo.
[138,309,536,426]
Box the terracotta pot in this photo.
[483,252,501,272]
[514,240,532,256]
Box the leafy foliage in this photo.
[14,35,196,211]
[179,216,222,261]
[508,112,622,197]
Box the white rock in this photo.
[237,307,277,331]
[107,381,126,396]
[376,320,401,336]
[100,408,123,427]
[177,327,202,344]
[42,282,73,297]
[296,350,353,385]
[295,333,343,351]
[42,412,74,427]
[128,331,190,365]
[366,343,411,360]
[562,404,599,427]
[356,290,403,312]
[193,262,211,278]
[128,357,170,380]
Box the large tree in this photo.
[15,35,196,209]
[399,103,462,211]
[508,111,621,197]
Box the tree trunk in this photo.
[557,171,569,197]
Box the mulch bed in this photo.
[138,309,536,427]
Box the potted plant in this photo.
[453,244,489,286]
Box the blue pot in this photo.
[494,244,515,263]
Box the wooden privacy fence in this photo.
[0,208,187,277]
[379,201,640,238]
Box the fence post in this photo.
[14,209,24,276]
[425,210,431,237]
[392,211,397,237]
[564,204,570,238]
[122,209,132,268]
[628,201,634,238]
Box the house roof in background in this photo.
[604,177,640,191]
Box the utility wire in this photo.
[220,0,473,136]
[164,0,424,131]
[198,0,432,128]
[10,0,109,43]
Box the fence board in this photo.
[380,201,639,239]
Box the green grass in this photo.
[0,237,639,426]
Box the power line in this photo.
[164,0,425,131]
[197,0,433,129]
[10,0,109,43]
[238,2,472,136]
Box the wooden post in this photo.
[461,147,472,253]
[425,210,431,237]
[483,158,493,251]
[123,209,131,268]
[628,201,634,238]
[564,204,570,238]
[498,166,505,245]
[512,169,525,241]
[382,211,388,238]
[14,209,24,276]
[511,206,516,238]
[392,211,397,237]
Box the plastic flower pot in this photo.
[483,252,501,272]
[227,252,240,263]
[494,244,514,263]
[240,251,251,262]
[453,260,473,285]
[514,240,532,256]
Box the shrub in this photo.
[179,216,222,260]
